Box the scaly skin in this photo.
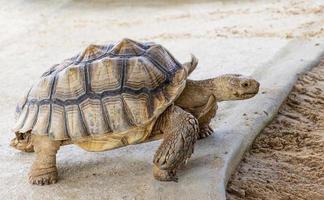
[197,106,217,139]
[175,74,260,139]
[29,135,61,185]
[153,105,199,182]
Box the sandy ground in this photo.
[227,59,324,200]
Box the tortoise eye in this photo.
[241,82,249,87]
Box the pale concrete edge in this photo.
[218,39,324,199]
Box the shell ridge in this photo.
[143,53,170,78]
[26,84,171,107]
[18,87,32,115]
[77,104,89,137]
[121,95,136,127]
[48,104,67,140]
[75,44,105,64]
[32,104,50,135]
[63,105,70,139]
[85,63,92,93]
[100,98,112,133]
[42,57,75,78]
[124,57,166,90]
[18,105,30,132]
[120,58,127,93]
[46,73,58,134]
[107,39,146,56]
[13,105,29,131]
[146,93,154,119]
[141,59,155,88]
[41,64,59,77]
[162,48,182,71]
[30,104,40,131]
[141,58,166,89]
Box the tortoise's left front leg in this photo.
[153,105,199,182]
[194,95,217,139]
[197,106,217,139]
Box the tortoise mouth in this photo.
[234,92,258,99]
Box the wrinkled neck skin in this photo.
[175,78,227,110]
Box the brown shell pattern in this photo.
[13,39,187,141]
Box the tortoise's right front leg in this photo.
[29,135,61,185]
[153,105,199,182]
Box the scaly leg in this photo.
[189,95,217,140]
[29,135,61,185]
[197,106,216,139]
[153,105,199,182]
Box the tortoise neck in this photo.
[175,79,219,109]
[175,77,231,109]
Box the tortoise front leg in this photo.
[197,106,217,139]
[153,105,199,182]
[192,95,217,140]
[29,135,61,185]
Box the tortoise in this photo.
[10,38,260,185]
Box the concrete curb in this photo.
[216,39,324,199]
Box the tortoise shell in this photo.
[13,39,188,150]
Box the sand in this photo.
[227,59,324,200]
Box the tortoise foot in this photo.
[198,125,214,139]
[29,167,58,185]
[153,165,178,182]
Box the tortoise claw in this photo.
[29,170,58,185]
[153,166,178,182]
[198,125,214,139]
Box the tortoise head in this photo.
[10,131,34,152]
[212,74,260,101]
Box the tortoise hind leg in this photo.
[153,105,199,182]
[29,135,60,185]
